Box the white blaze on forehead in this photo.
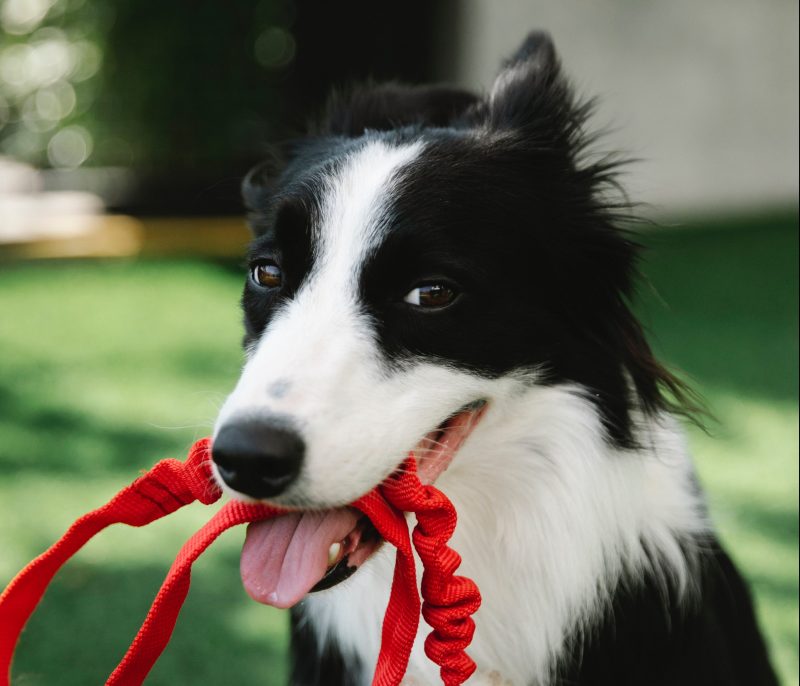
[314,139,424,294]
[215,139,428,490]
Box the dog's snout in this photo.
[212,417,304,499]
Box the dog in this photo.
[210,32,778,685]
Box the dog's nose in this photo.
[212,417,305,499]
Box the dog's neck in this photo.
[300,383,708,685]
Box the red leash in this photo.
[0,438,480,685]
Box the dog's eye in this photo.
[251,262,282,289]
[403,283,458,309]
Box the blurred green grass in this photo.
[1,215,797,685]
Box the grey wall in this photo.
[439,0,799,216]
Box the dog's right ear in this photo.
[321,83,479,137]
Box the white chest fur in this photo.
[298,385,707,686]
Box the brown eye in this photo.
[403,283,458,308]
[251,262,282,289]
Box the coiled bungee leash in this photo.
[0,438,480,685]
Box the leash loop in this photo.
[382,465,480,685]
[0,440,480,686]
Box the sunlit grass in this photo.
[637,215,799,684]
[0,261,289,686]
[1,215,797,684]
[688,397,798,683]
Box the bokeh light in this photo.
[1,0,54,35]
[0,0,102,168]
[254,26,295,69]
[46,123,91,167]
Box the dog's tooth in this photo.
[327,542,342,568]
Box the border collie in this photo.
[210,32,777,686]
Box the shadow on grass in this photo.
[736,501,799,595]
[718,498,799,654]
[737,502,800,546]
[0,384,182,476]
[11,557,288,686]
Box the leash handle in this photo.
[0,442,479,686]
[0,439,220,684]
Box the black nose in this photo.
[212,417,305,499]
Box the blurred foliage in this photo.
[0,215,797,684]
[0,0,292,170]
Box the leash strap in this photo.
[0,439,479,686]
[0,439,224,684]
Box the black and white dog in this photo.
[210,33,777,685]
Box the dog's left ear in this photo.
[481,31,573,135]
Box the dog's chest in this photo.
[296,402,701,686]
[300,542,523,685]
[297,472,562,686]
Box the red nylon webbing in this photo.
[0,438,479,686]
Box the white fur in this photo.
[215,139,710,684]
[299,382,708,685]
[215,139,467,509]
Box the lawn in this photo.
[1,214,797,685]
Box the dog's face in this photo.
[212,33,660,510]
[214,135,497,507]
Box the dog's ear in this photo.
[481,31,576,136]
[321,83,479,136]
[242,150,285,235]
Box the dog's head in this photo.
[212,32,675,512]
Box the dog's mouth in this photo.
[239,400,487,608]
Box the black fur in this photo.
[290,544,779,686]
[241,31,777,685]
[289,607,364,686]
[321,83,479,137]
[243,31,687,447]
[555,541,777,685]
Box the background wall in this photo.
[442,0,799,215]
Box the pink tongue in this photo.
[239,409,484,609]
[240,507,359,608]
